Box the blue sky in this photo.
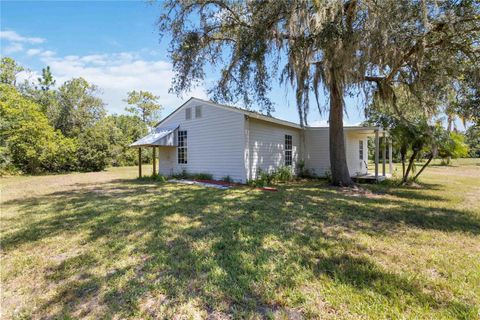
[0,0,366,126]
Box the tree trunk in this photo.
[329,68,353,186]
[413,154,433,181]
[401,152,406,179]
[402,150,418,184]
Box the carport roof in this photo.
[129,125,179,147]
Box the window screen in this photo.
[178,130,187,164]
[285,134,293,166]
[185,108,192,120]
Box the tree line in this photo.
[0,57,162,175]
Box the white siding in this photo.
[345,132,369,176]
[248,118,301,180]
[304,129,369,177]
[158,146,176,176]
[304,129,330,177]
[157,101,246,182]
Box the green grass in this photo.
[1,159,479,319]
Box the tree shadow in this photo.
[2,179,479,318]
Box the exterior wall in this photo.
[247,118,301,180]
[304,129,369,177]
[157,101,246,182]
[345,132,369,176]
[158,146,176,176]
[304,129,330,177]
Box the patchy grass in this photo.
[1,159,479,319]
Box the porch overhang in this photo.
[129,124,179,147]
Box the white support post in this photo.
[382,131,386,177]
[375,129,379,179]
[389,137,393,175]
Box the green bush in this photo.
[171,170,213,180]
[248,166,294,187]
[191,172,213,180]
[75,123,111,172]
[221,175,233,183]
[139,173,167,182]
[297,160,314,178]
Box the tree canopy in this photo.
[158,0,479,185]
[0,57,152,175]
[124,90,162,127]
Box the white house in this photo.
[131,97,391,183]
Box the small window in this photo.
[195,105,202,118]
[178,130,187,164]
[285,134,292,166]
[359,140,364,160]
[185,107,192,120]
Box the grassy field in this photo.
[1,159,479,319]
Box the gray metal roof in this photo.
[130,124,178,147]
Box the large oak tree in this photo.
[157,0,479,185]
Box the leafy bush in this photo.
[297,160,315,178]
[75,123,111,172]
[221,175,233,183]
[248,166,294,187]
[191,172,213,180]
[139,173,167,182]
[438,131,469,165]
[171,170,213,180]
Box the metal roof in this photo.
[129,125,179,147]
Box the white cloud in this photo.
[3,43,24,54]
[39,51,207,114]
[0,30,45,44]
[26,48,42,56]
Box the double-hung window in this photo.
[285,134,293,166]
[359,140,364,160]
[178,130,188,164]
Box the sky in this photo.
[0,0,366,126]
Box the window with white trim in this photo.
[178,130,187,164]
[359,140,364,160]
[285,134,292,166]
[195,105,202,118]
[185,107,192,120]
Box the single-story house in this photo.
[131,97,392,183]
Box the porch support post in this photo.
[138,147,142,178]
[388,137,393,174]
[375,129,379,180]
[157,147,161,175]
[152,146,156,176]
[382,131,386,176]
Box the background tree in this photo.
[75,121,111,172]
[124,90,162,127]
[56,77,105,137]
[101,115,149,166]
[37,66,56,91]
[0,84,76,174]
[0,57,24,86]
[158,0,479,186]
[465,125,480,158]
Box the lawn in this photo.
[1,159,479,319]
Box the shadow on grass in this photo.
[2,179,479,318]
